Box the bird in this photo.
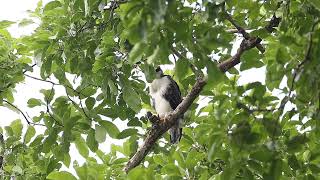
[149,66,183,144]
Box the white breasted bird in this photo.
[149,66,183,144]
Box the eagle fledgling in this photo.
[149,66,183,144]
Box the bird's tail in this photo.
[169,118,183,144]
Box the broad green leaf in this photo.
[18,19,34,27]
[161,163,181,176]
[123,87,141,113]
[147,46,160,64]
[128,42,145,64]
[99,121,120,138]
[27,98,42,108]
[95,125,107,143]
[175,59,190,81]
[86,129,98,152]
[127,167,145,180]
[43,1,62,12]
[0,20,15,29]
[24,126,35,144]
[117,128,138,139]
[85,97,95,110]
[47,171,77,180]
[10,120,23,137]
[206,60,224,89]
[75,136,89,158]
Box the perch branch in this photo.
[124,36,264,173]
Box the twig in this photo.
[24,74,87,97]
[45,86,63,127]
[22,63,37,73]
[65,91,91,120]
[3,99,30,125]
[3,100,45,126]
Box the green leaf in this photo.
[127,167,146,180]
[42,129,58,153]
[206,60,224,89]
[128,42,145,64]
[161,163,181,176]
[123,87,141,113]
[95,125,107,143]
[117,128,138,139]
[99,121,120,138]
[40,89,55,103]
[86,129,98,152]
[27,98,42,108]
[240,48,264,71]
[18,19,34,27]
[147,46,161,64]
[250,146,272,162]
[153,154,165,166]
[10,120,23,137]
[175,59,190,81]
[85,97,95,110]
[275,47,288,64]
[43,1,62,12]
[0,20,15,29]
[75,136,89,158]
[47,171,77,180]
[24,126,36,144]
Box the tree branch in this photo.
[124,35,264,173]
[224,12,265,53]
[124,78,207,173]
[218,37,262,72]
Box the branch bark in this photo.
[124,36,264,173]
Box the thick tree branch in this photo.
[124,78,207,173]
[124,36,264,173]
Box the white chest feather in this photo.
[150,77,172,118]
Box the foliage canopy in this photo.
[1,0,320,179]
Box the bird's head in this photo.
[155,66,164,79]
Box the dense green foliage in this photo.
[1,0,320,179]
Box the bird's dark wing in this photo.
[163,75,182,110]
